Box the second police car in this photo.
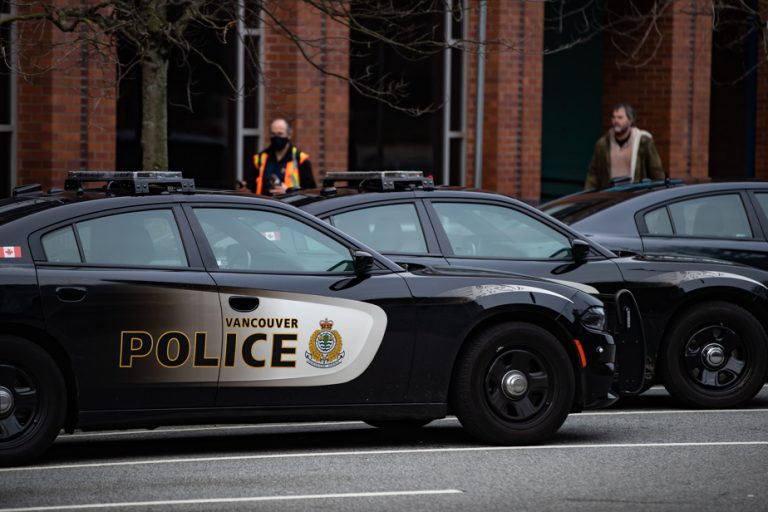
[285,171,768,411]
[0,172,616,466]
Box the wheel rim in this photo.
[682,325,748,390]
[484,349,551,422]
[0,364,41,442]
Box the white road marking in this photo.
[576,408,768,416]
[0,490,464,512]
[4,441,768,473]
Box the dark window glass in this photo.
[348,3,441,177]
[194,208,352,273]
[433,202,571,259]
[244,0,261,28]
[0,1,9,15]
[668,194,752,238]
[0,132,9,198]
[449,48,463,133]
[449,137,463,187]
[643,207,673,235]
[330,203,427,254]
[0,24,11,125]
[243,135,261,184]
[76,210,188,267]
[243,35,260,129]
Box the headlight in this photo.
[580,306,606,331]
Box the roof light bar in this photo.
[64,171,196,195]
[322,171,434,192]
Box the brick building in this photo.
[1,1,766,202]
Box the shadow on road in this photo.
[40,419,605,467]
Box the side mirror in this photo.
[352,250,374,276]
[572,239,591,262]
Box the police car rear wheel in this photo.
[661,301,768,408]
[0,337,66,467]
[451,322,574,445]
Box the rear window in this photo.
[541,197,625,224]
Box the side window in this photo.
[42,226,81,263]
[193,208,353,273]
[668,194,752,239]
[329,203,428,254]
[76,210,188,267]
[433,202,572,259]
[755,193,768,219]
[643,207,673,235]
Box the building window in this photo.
[0,2,15,197]
[237,0,263,185]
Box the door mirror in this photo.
[353,250,374,275]
[572,239,591,262]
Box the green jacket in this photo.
[585,129,665,190]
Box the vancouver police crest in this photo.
[305,318,345,368]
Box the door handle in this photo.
[55,286,87,303]
[229,296,260,312]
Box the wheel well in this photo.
[662,288,768,343]
[656,288,768,378]
[449,310,585,411]
[0,324,79,432]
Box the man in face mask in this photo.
[243,118,316,195]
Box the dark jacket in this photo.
[585,129,665,190]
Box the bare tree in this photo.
[0,0,469,170]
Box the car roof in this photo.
[541,179,768,227]
[283,181,621,259]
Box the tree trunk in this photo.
[141,47,169,170]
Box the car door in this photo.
[184,203,416,408]
[33,205,223,411]
[421,198,626,297]
[637,191,768,269]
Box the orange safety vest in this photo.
[253,146,310,195]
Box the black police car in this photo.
[0,171,615,466]
[285,171,768,410]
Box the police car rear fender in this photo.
[215,289,387,387]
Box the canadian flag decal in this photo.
[1,246,22,258]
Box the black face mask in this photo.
[271,136,289,150]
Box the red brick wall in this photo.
[262,0,349,181]
[15,1,115,191]
[465,1,543,202]
[602,0,711,179]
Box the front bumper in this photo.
[577,328,619,410]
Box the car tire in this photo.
[365,419,432,430]
[661,301,768,408]
[451,322,574,445]
[0,336,67,467]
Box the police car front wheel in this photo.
[0,336,67,467]
[451,322,574,445]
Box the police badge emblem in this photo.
[305,318,345,368]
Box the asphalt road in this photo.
[1,386,768,512]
